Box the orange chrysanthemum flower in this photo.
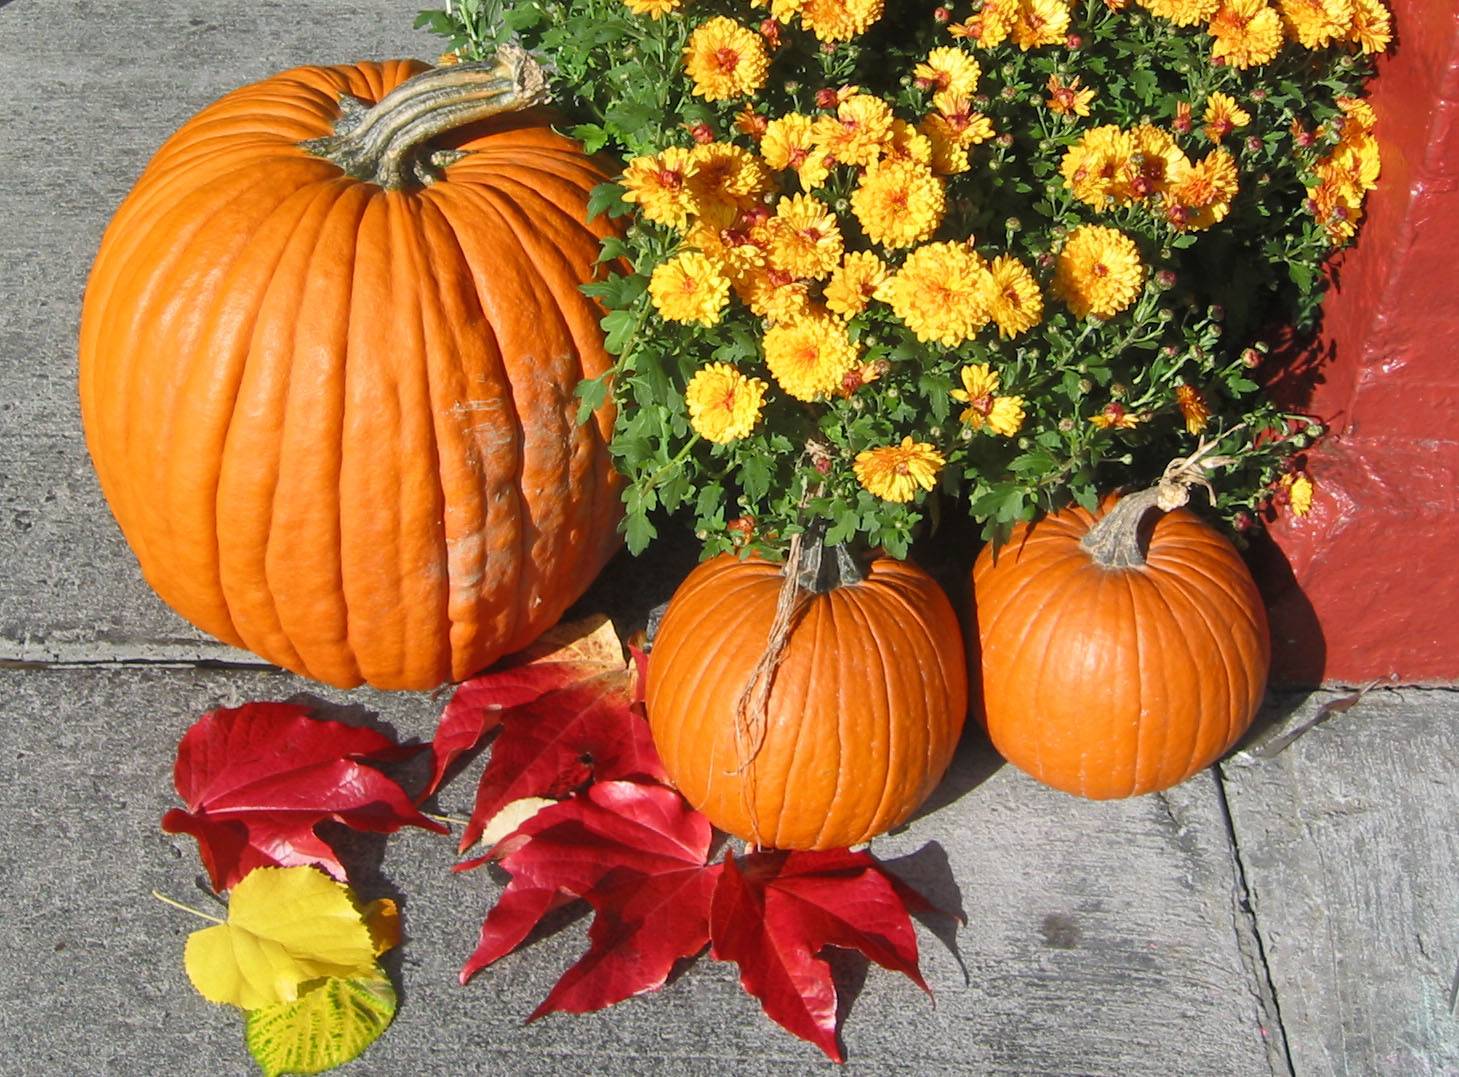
[684,17,770,101]
[620,147,700,230]
[854,437,945,502]
[1046,74,1096,117]
[1207,0,1284,68]
[1174,384,1211,434]
[766,194,845,280]
[1054,225,1145,319]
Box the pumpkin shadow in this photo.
[1244,526,1328,690]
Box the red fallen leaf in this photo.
[162,703,447,891]
[459,780,721,1019]
[456,671,668,851]
[423,616,630,799]
[709,848,931,1063]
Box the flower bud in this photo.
[929,425,943,439]
[1233,511,1254,532]
[1058,417,1075,432]
[1000,85,1018,101]
[886,387,899,399]
[1155,268,1178,290]
[689,122,714,144]
[1065,33,1083,49]
[1158,308,1174,322]
[1208,304,1225,321]
[1245,135,1263,154]
[1305,423,1324,438]
[1161,344,1179,358]
[1290,434,1309,449]
[1241,347,1262,368]
[934,6,952,23]
[815,87,839,109]
[1110,382,1128,399]
[1005,216,1022,233]
[1250,88,1268,103]
[1077,378,1093,394]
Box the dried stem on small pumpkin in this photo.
[1082,425,1243,569]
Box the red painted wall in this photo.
[1261,0,1459,685]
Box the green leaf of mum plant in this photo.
[245,971,397,1077]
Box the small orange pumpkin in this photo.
[646,549,968,850]
[972,489,1270,798]
[78,49,623,689]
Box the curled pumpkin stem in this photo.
[302,44,550,189]
[1082,425,1244,569]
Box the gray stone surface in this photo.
[0,666,1274,1075]
[0,0,430,660]
[1223,689,1459,1077]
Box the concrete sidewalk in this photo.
[1,2,1456,1073]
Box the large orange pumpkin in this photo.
[972,490,1270,798]
[646,550,968,850]
[78,50,624,690]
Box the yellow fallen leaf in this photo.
[184,867,383,1010]
[245,970,396,1077]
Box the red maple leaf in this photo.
[423,618,667,851]
[424,615,636,797]
[709,848,931,1063]
[459,780,721,1018]
[161,702,447,890]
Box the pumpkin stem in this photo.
[1082,427,1242,567]
[1079,487,1168,568]
[794,541,869,594]
[301,44,550,189]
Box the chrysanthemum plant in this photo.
[419,0,1386,558]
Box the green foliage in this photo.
[417,0,1380,555]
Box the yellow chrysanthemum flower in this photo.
[1119,123,1186,201]
[951,364,1026,437]
[851,159,946,249]
[763,313,859,400]
[883,119,935,167]
[914,47,982,113]
[761,113,834,190]
[684,17,770,101]
[1287,474,1314,516]
[824,251,889,317]
[623,0,682,17]
[800,0,885,42]
[685,212,770,279]
[883,242,991,347]
[1347,0,1391,52]
[650,252,732,325]
[751,0,809,20]
[1012,0,1072,50]
[1203,92,1252,142]
[1174,384,1210,435]
[1054,225,1145,320]
[950,0,1015,45]
[854,437,945,503]
[1166,147,1239,230]
[920,100,995,174]
[1138,0,1220,25]
[766,194,844,280]
[1279,0,1354,49]
[813,94,895,168]
[1336,95,1377,138]
[1060,125,1136,208]
[1046,74,1095,117]
[620,147,699,230]
[1090,402,1141,429]
[688,142,772,228]
[983,255,1044,340]
[734,266,814,323]
[1207,0,1284,69]
[685,364,767,443]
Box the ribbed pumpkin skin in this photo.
[78,61,624,690]
[972,500,1270,798]
[646,554,968,850]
